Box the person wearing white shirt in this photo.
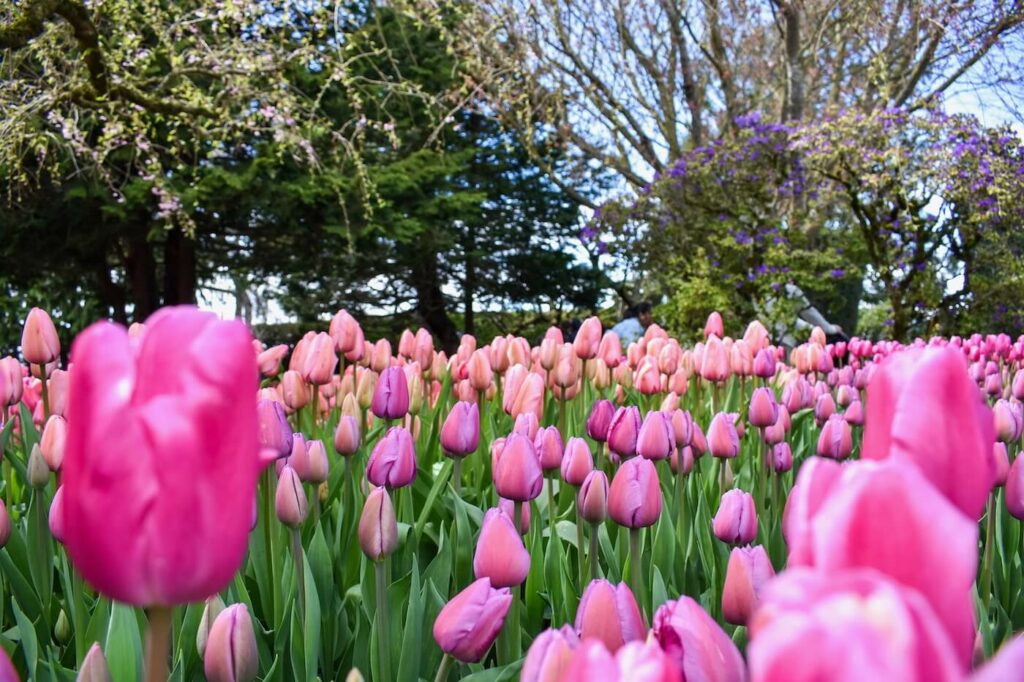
[611,301,653,345]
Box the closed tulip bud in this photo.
[493,433,543,502]
[598,332,623,369]
[329,310,361,354]
[280,434,311,480]
[666,409,692,448]
[704,311,724,339]
[289,332,315,373]
[359,487,398,561]
[369,339,391,373]
[28,443,50,488]
[817,414,853,460]
[397,329,415,359]
[0,356,22,406]
[305,440,329,484]
[40,414,67,471]
[771,442,793,473]
[45,368,69,417]
[474,507,530,587]
[707,412,740,459]
[993,442,1010,487]
[440,401,480,457]
[355,369,377,411]
[371,366,409,420]
[607,406,641,458]
[689,423,707,457]
[204,604,258,682]
[510,372,545,422]
[257,344,288,377]
[753,347,777,379]
[722,545,775,625]
[713,489,757,545]
[538,338,559,371]
[748,388,779,429]
[513,412,540,440]
[521,625,580,682]
[814,393,836,426]
[1007,455,1024,520]
[634,356,662,395]
[575,580,645,652]
[700,335,730,383]
[637,411,675,460]
[994,399,1023,443]
[281,370,309,411]
[301,332,337,385]
[22,307,61,366]
[985,372,1002,397]
[498,497,530,535]
[275,466,308,527]
[467,349,493,392]
[671,445,695,475]
[77,642,112,682]
[412,329,433,368]
[433,577,512,663]
[405,367,424,414]
[196,595,226,658]
[561,438,594,485]
[0,499,10,549]
[334,415,361,456]
[572,316,602,360]
[534,426,564,471]
[843,399,865,426]
[835,384,857,407]
[579,470,609,523]
[49,485,66,544]
[1013,370,1024,400]
[587,399,615,442]
[609,457,662,528]
[367,427,417,488]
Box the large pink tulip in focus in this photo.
[608,457,662,528]
[433,577,512,663]
[862,346,995,520]
[440,401,480,457]
[652,595,746,682]
[574,579,645,653]
[62,306,259,605]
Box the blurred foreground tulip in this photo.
[521,625,579,682]
[575,580,645,653]
[652,596,745,682]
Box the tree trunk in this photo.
[163,227,197,306]
[407,242,459,354]
[123,232,159,321]
[781,2,804,122]
[463,227,476,336]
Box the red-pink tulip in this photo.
[713,489,757,545]
[257,344,288,377]
[608,457,662,528]
[433,577,512,663]
[204,604,259,682]
[575,579,645,653]
[561,437,594,485]
[652,595,746,682]
[607,406,641,459]
[534,426,564,471]
[707,412,739,459]
[704,311,724,339]
[21,307,60,366]
[493,433,543,501]
[46,367,68,416]
[521,625,580,682]
[440,401,480,457]
[574,316,602,360]
[636,410,675,460]
[587,400,615,442]
[62,307,259,606]
[329,310,361,354]
[474,507,530,587]
[749,568,961,682]
[722,544,774,625]
[862,346,995,520]
[358,487,398,561]
[367,427,417,488]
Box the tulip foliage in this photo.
[3,307,1024,680]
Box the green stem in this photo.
[576,506,586,588]
[982,494,996,615]
[629,527,646,620]
[38,366,50,420]
[291,527,306,624]
[375,558,393,682]
[589,522,600,582]
[676,465,687,591]
[719,458,727,494]
[510,583,522,662]
[547,476,557,537]
[433,653,454,682]
[144,606,173,682]
[261,469,277,624]
[453,458,462,496]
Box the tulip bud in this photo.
[771,442,793,473]
[690,423,708,456]
[700,335,730,383]
[634,356,662,395]
[752,348,776,379]
[275,466,308,527]
[334,415,361,456]
[197,595,227,658]
[534,427,564,471]
[355,369,377,410]
[561,438,594,486]
[607,406,641,459]
[493,433,543,502]
[371,366,410,420]
[370,339,392,373]
[521,625,580,682]
[28,443,50,488]
[359,487,398,562]
[704,311,724,339]
[77,642,113,682]
[367,427,417,488]
[586,400,615,442]
[816,414,853,460]
[433,578,513,663]
[843,399,865,426]
[0,499,10,549]
[722,544,775,625]
[257,344,288,377]
[466,349,493,392]
[474,507,530,587]
[1007,455,1024,520]
[40,414,67,471]
[575,580,645,653]
[814,393,836,426]
[498,497,531,535]
[713,489,757,545]
[608,457,661,528]
[707,412,740,459]
[280,433,311,480]
[636,411,675,461]
[578,471,609,524]
[22,307,61,366]
[204,604,259,682]
[440,401,480,457]
[305,440,329,484]
[748,388,778,429]
[302,332,337,385]
[49,485,66,544]
[280,370,309,411]
[993,442,1010,487]
[257,399,293,464]
[329,310,361,354]
[670,445,695,475]
[994,399,1023,443]
[573,316,602,360]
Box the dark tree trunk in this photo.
[92,252,127,323]
[463,227,476,336]
[163,227,197,305]
[407,242,459,354]
[123,231,159,321]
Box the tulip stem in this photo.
[453,458,462,495]
[375,559,393,682]
[38,366,50,420]
[676,467,687,591]
[576,505,586,587]
[629,528,646,619]
[433,653,453,682]
[982,494,996,615]
[291,527,306,624]
[261,469,277,624]
[589,521,600,581]
[547,476,557,536]
[144,606,172,682]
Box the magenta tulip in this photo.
[62,307,259,605]
[608,457,662,528]
[652,596,746,682]
[371,366,410,420]
[433,578,512,663]
[440,401,480,457]
[575,579,645,653]
[493,433,543,502]
[713,489,757,545]
[473,507,530,587]
[586,399,615,442]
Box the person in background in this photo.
[612,301,653,345]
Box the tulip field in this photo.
[3,305,1024,682]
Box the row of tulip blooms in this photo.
[1,305,1024,681]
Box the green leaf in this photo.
[105,603,143,682]
[459,659,523,682]
[397,563,423,682]
[12,597,38,679]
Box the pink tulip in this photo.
[1006,455,1024,520]
[46,368,68,416]
[414,329,435,368]
[204,604,259,682]
[973,635,1024,682]
[371,366,410,420]
[636,411,675,461]
[608,457,662,528]
[0,499,10,549]
[534,426,564,471]
[721,545,774,625]
[579,470,609,523]
[474,507,530,587]
[752,347,776,379]
[816,414,853,460]
[586,400,615,442]
[513,412,540,440]
[993,399,1023,443]
[652,596,746,682]
[440,401,480,457]
[521,625,580,682]
[575,579,645,653]
[48,485,66,544]
[843,399,865,426]
[77,643,111,682]
[499,497,531,535]
[367,427,417,488]
[467,349,493,392]
[607,406,641,459]
[21,307,60,366]
[370,338,392,373]
[670,446,695,475]
[301,332,337,385]
[305,439,329,484]
[561,437,594,486]
[280,370,309,411]
[700,335,730,382]
[257,344,288,377]
[329,309,361,354]
[771,442,793,473]
[689,423,707,456]
[748,568,961,682]
[0,356,23,406]
[275,466,308,527]
[358,487,398,561]
[748,388,778,429]
[562,639,682,682]
[713,489,757,545]
[510,372,545,422]
[257,398,293,463]
[634,357,662,395]
[862,346,995,520]
[433,578,512,663]
[707,412,739,459]
[598,332,624,369]
[493,433,543,502]
[992,442,1010,486]
[40,414,67,471]
[813,393,835,426]
[574,316,602,360]
[786,458,977,667]
[704,311,724,339]
[333,415,361,456]
[62,307,259,605]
